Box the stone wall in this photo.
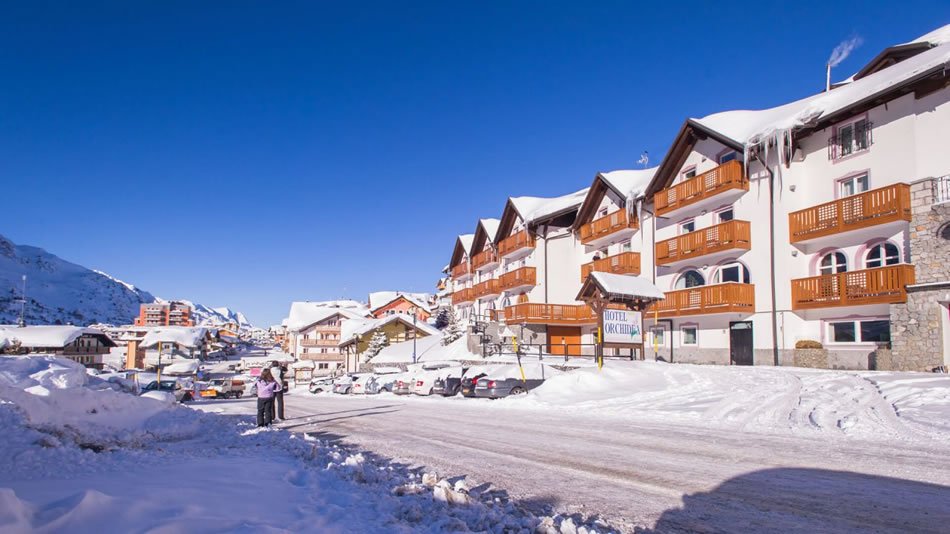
[888,177,950,371]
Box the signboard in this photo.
[603,309,643,345]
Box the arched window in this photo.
[939,223,950,241]
[502,296,511,308]
[865,242,900,268]
[713,262,750,284]
[819,252,848,275]
[675,270,705,289]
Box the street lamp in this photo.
[411,307,417,364]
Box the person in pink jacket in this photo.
[256,368,282,427]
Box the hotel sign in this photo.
[603,309,643,345]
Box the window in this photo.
[714,263,750,284]
[318,363,329,370]
[865,242,900,268]
[682,327,698,345]
[680,220,696,234]
[719,151,738,164]
[675,270,705,289]
[682,167,697,179]
[834,118,871,158]
[621,241,632,252]
[819,252,848,275]
[717,208,734,223]
[829,320,891,344]
[839,173,869,197]
[650,327,666,346]
[598,207,608,217]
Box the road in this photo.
[247,391,950,533]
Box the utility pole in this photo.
[16,275,27,327]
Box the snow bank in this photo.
[0,355,613,533]
[512,361,950,441]
[488,362,563,381]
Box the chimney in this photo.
[825,63,832,92]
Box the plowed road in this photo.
[262,392,950,533]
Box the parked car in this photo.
[473,363,561,399]
[414,366,463,396]
[308,377,334,394]
[432,367,467,396]
[392,373,414,395]
[459,365,494,397]
[364,368,401,394]
[141,380,194,403]
[350,374,373,395]
[332,375,355,394]
[199,378,246,399]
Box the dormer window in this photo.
[830,117,871,160]
[682,167,697,179]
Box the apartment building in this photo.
[285,301,369,375]
[442,25,950,371]
[453,219,500,321]
[134,301,194,327]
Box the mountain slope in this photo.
[0,235,254,329]
[0,235,156,326]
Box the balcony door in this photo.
[729,321,754,366]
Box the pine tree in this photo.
[442,307,465,346]
[363,330,390,362]
[434,307,451,329]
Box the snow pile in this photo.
[0,354,615,533]
[488,362,564,381]
[511,361,949,441]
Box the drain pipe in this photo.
[751,149,780,366]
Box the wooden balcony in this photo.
[791,264,915,310]
[580,252,641,281]
[451,287,474,305]
[301,338,340,347]
[497,229,536,259]
[655,220,751,266]
[788,183,911,244]
[472,249,499,272]
[451,262,472,280]
[473,279,501,300]
[654,160,747,217]
[579,209,638,246]
[651,283,755,317]
[500,303,597,325]
[499,266,537,293]
[300,353,343,362]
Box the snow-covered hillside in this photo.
[0,235,156,326]
[0,235,254,329]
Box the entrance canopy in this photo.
[576,272,665,309]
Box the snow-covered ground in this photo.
[0,355,606,533]
[3,355,949,532]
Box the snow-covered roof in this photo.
[599,167,658,200]
[139,327,209,349]
[368,291,431,313]
[341,314,441,346]
[478,219,501,243]
[458,234,474,254]
[692,38,950,148]
[369,335,443,364]
[509,188,589,225]
[901,23,950,47]
[580,273,666,301]
[286,301,368,332]
[0,325,115,349]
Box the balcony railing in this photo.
[498,266,537,292]
[451,262,471,279]
[654,160,747,216]
[497,229,536,258]
[301,338,340,347]
[472,249,498,271]
[451,287,475,305]
[580,251,641,281]
[579,209,638,245]
[473,279,501,299]
[500,303,597,325]
[300,353,343,361]
[651,283,755,317]
[788,183,911,243]
[791,264,915,310]
[655,220,751,265]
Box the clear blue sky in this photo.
[3,1,948,326]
